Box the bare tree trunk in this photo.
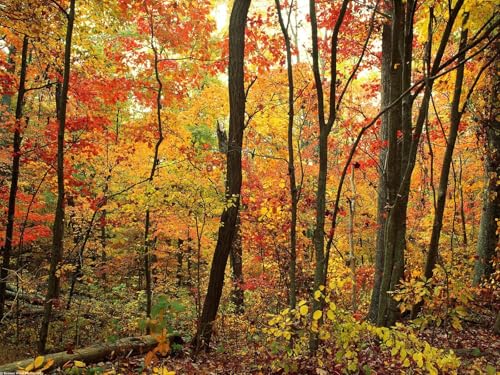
[0,36,28,319]
[39,0,76,354]
[376,0,464,326]
[367,23,391,322]
[410,17,468,318]
[474,61,499,286]
[423,18,468,281]
[348,168,357,311]
[193,0,251,353]
[376,0,405,327]
[308,0,349,352]
[229,215,244,314]
[458,157,467,246]
[142,7,165,326]
[275,0,299,309]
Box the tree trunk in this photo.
[142,8,166,326]
[275,0,298,310]
[39,0,76,354]
[410,17,468,319]
[308,0,349,352]
[1,336,158,372]
[423,18,468,283]
[193,0,251,353]
[0,36,28,319]
[473,64,499,286]
[229,215,244,314]
[376,0,464,326]
[376,0,405,327]
[144,209,152,331]
[367,23,391,322]
[348,168,357,311]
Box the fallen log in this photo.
[0,335,158,372]
[6,285,45,305]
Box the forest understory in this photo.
[1,0,499,373]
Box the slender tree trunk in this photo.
[410,17,468,318]
[275,0,298,309]
[0,36,28,319]
[423,20,468,281]
[458,157,467,246]
[39,0,76,354]
[144,209,152,330]
[308,0,349,352]
[229,215,244,314]
[193,0,251,353]
[367,23,391,322]
[142,8,165,325]
[348,168,357,311]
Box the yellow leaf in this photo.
[413,352,423,368]
[40,358,55,372]
[299,305,308,316]
[74,360,85,368]
[314,290,322,301]
[400,348,407,361]
[25,363,34,372]
[403,358,410,367]
[327,310,334,320]
[313,310,322,320]
[34,356,44,369]
[319,330,331,340]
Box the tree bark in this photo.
[494,311,500,334]
[376,0,464,326]
[142,6,166,327]
[367,22,391,322]
[423,18,468,282]
[0,336,158,372]
[229,215,244,314]
[39,0,76,354]
[410,17,468,318]
[193,0,251,352]
[473,61,499,286]
[308,0,349,352]
[376,0,405,327]
[0,35,28,319]
[275,0,298,310]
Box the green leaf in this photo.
[486,365,496,375]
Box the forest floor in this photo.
[0,288,498,374]
[0,311,498,374]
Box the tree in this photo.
[308,0,349,351]
[371,0,469,326]
[275,0,299,309]
[0,36,28,319]
[473,59,499,286]
[193,0,251,352]
[367,22,391,322]
[39,0,76,354]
